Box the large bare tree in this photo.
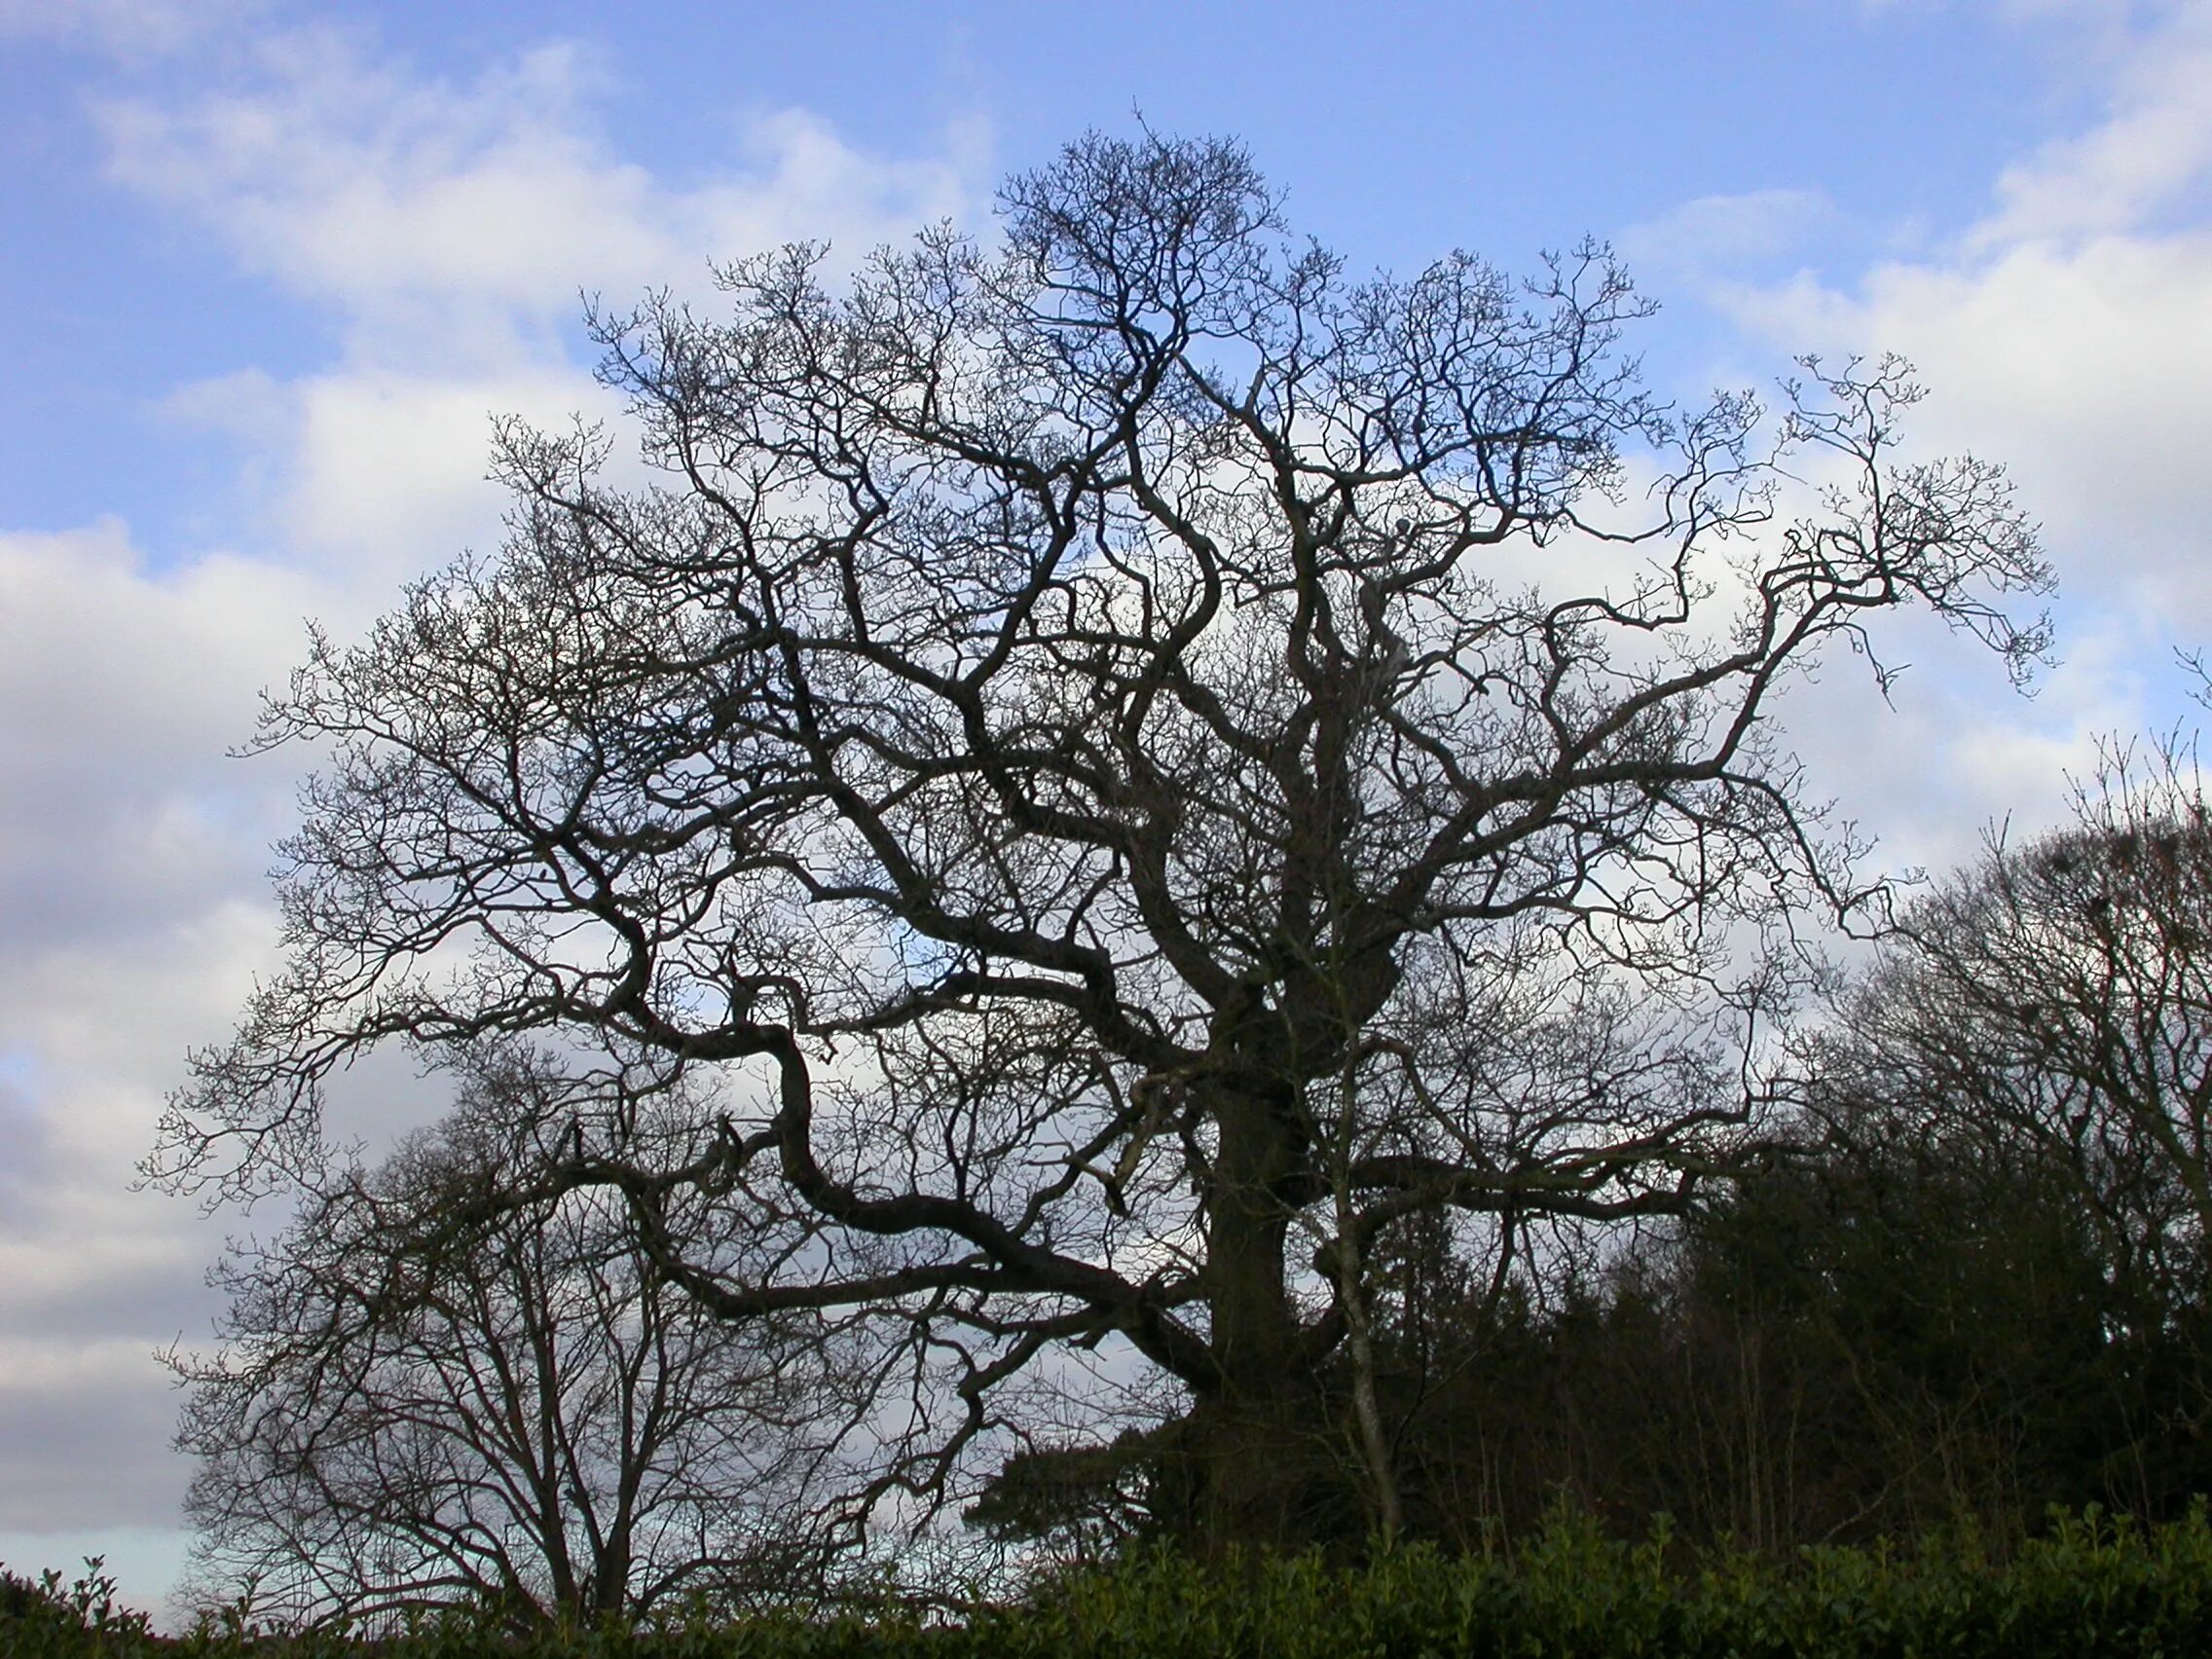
[158,131,2050,1550]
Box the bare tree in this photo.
[1816,738,2212,1316]
[169,1049,871,1631]
[158,129,2050,1552]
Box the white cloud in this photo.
[99,30,984,367]
[1734,231,2212,603]
[1972,2,2212,245]
[108,26,989,579]
[1776,608,2154,880]
[171,361,617,585]
[101,34,655,341]
[1582,5,2212,893]
[1687,4,2212,741]
[0,522,311,948]
[0,520,313,1567]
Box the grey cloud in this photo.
[0,1357,187,1531]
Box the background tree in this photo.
[1818,749,2212,1323]
[1396,1128,2142,1551]
[1323,734,2212,1555]
[158,129,2050,1555]
[169,1049,870,1632]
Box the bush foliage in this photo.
[15,1503,2212,1658]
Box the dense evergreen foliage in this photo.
[18,1508,2212,1657]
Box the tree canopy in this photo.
[159,129,2051,1554]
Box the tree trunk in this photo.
[1188,1081,1320,1553]
[1337,1216,1405,1541]
[589,1535,631,1622]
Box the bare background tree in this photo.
[157,129,2050,1554]
[168,1049,872,1631]
[1819,735,2212,1317]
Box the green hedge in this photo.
[13,1505,2212,1657]
[984,1506,2212,1658]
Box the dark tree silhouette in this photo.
[169,1051,871,1630]
[158,130,2049,1552]
[1817,739,2212,1321]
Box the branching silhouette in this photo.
[158,129,2050,1551]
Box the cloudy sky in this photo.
[2,0,2209,1622]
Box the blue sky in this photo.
[0,2,2121,544]
[2,0,2209,1625]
